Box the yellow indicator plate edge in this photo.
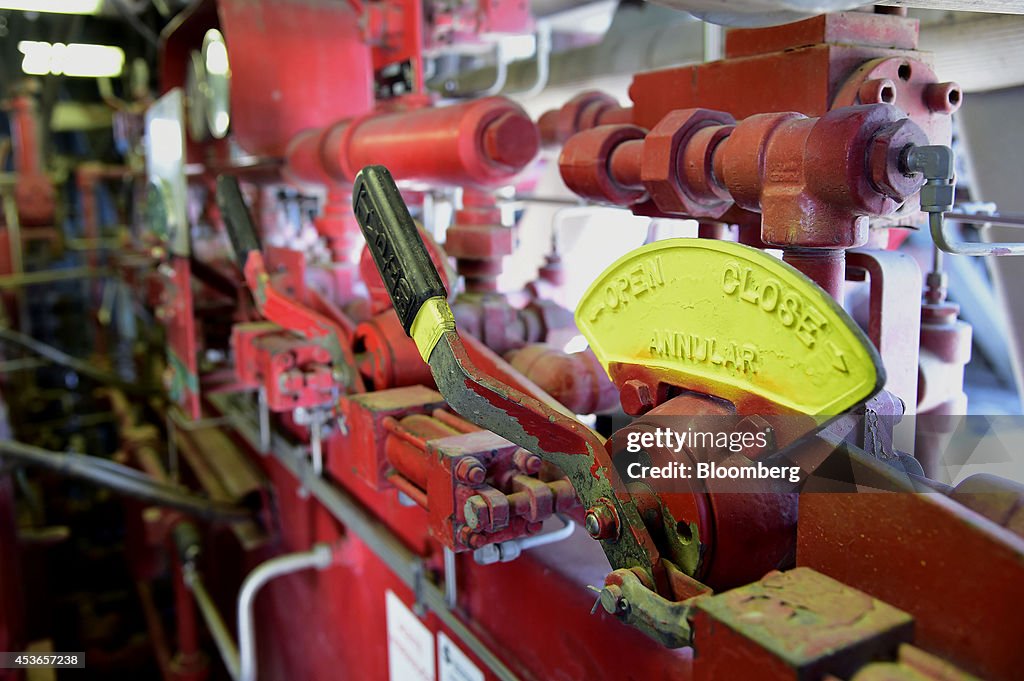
[574,239,885,416]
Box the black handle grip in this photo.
[352,165,448,334]
[216,175,263,270]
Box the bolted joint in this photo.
[619,379,654,416]
[584,499,621,541]
[559,125,649,205]
[463,495,490,530]
[641,108,736,218]
[454,456,487,486]
[867,119,928,201]
[512,449,542,475]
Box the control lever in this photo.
[352,165,664,584]
[215,175,365,393]
[216,175,264,270]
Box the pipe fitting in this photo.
[641,108,735,217]
[559,124,649,205]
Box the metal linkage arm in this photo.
[351,165,663,582]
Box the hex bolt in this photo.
[619,379,654,416]
[458,525,485,549]
[867,119,928,201]
[463,495,490,530]
[584,501,620,541]
[512,449,542,475]
[454,457,487,486]
[483,111,539,168]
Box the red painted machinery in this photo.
[4,3,1024,681]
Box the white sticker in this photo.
[386,590,436,681]
[438,632,484,681]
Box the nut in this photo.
[454,457,487,486]
[641,108,735,217]
[559,125,648,205]
[868,119,929,201]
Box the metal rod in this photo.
[65,237,125,251]
[516,21,552,99]
[0,357,47,373]
[0,439,251,521]
[509,195,588,207]
[237,545,333,681]
[930,212,1024,257]
[943,212,1024,227]
[444,547,458,610]
[1,187,27,332]
[183,564,241,681]
[0,266,112,289]
[0,326,159,394]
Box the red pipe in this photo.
[286,97,538,187]
[8,95,42,176]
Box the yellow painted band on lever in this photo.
[410,296,457,362]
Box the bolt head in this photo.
[584,500,621,540]
[584,512,601,538]
[619,379,654,416]
[455,457,487,486]
[483,111,539,169]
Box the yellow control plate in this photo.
[575,240,883,416]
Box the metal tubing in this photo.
[444,547,458,610]
[930,212,1024,256]
[184,565,241,681]
[516,515,576,551]
[237,544,333,681]
[515,21,552,99]
[0,326,158,394]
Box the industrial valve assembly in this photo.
[1,1,1024,680]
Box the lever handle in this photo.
[216,175,263,270]
[352,165,449,335]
